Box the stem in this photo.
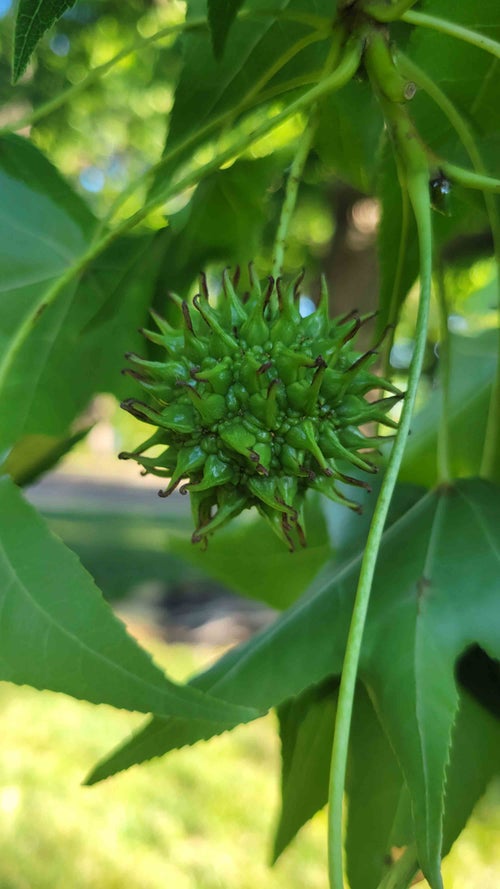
[397,53,500,480]
[2,18,208,134]
[362,0,419,23]
[402,10,500,61]
[102,28,330,228]
[376,845,420,889]
[328,167,432,889]
[272,118,317,279]
[439,162,500,194]
[434,262,452,483]
[327,40,433,885]
[270,29,346,279]
[0,40,362,403]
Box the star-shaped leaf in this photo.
[0,476,259,727]
[87,479,500,887]
[273,670,500,889]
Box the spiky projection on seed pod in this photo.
[120,267,402,550]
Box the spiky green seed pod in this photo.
[121,267,402,550]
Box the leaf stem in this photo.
[402,10,500,61]
[439,162,500,194]
[328,166,432,889]
[434,262,452,483]
[381,165,410,374]
[270,30,345,279]
[272,119,317,280]
[327,43,433,888]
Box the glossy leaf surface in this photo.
[13,0,77,81]
[153,0,333,192]
[400,330,496,486]
[0,136,163,470]
[208,0,246,59]
[0,476,258,726]
[87,479,500,889]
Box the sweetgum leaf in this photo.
[13,0,77,82]
[376,145,418,335]
[399,330,496,486]
[0,135,163,468]
[273,679,338,862]
[1,428,91,488]
[0,135,93,453]
[315,78,383,193]
[86,479,500,889]
[208,0,246,59]
[274,675,500,888]
[168,495,330,609]
[0,476,258,726]
[155,155,280,298]
[345,685,409,888]
[152,0,334,195]
[407,0,500,172]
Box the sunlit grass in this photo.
[0,639,498,889]
[0,643,327,889]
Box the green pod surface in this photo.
[122,267,401,547]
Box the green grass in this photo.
[0,639,498,889]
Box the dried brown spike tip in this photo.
[182,301,194,333]
[199,271,209,300]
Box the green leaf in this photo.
[400,330,496,486]
[85,482,422,786]
[443,667,500,857]
[156,156,280,297]
[12,233,161,437]
[376,145,419,335]
[168,494,330,609]
[315,78,383,193]
[13,0,78,82]
[154,0,333,192]
[87,479,500,889]
[345,685,409,889]
[273,672,500,888]
[0,135,164,465]
[208,0,246,59]
[273,680,338,862]
[407,0,500,172]
[1,428,91,488]
[0,475,259,726]
[0,135,94,452]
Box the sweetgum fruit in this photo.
[120,267,401,549]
